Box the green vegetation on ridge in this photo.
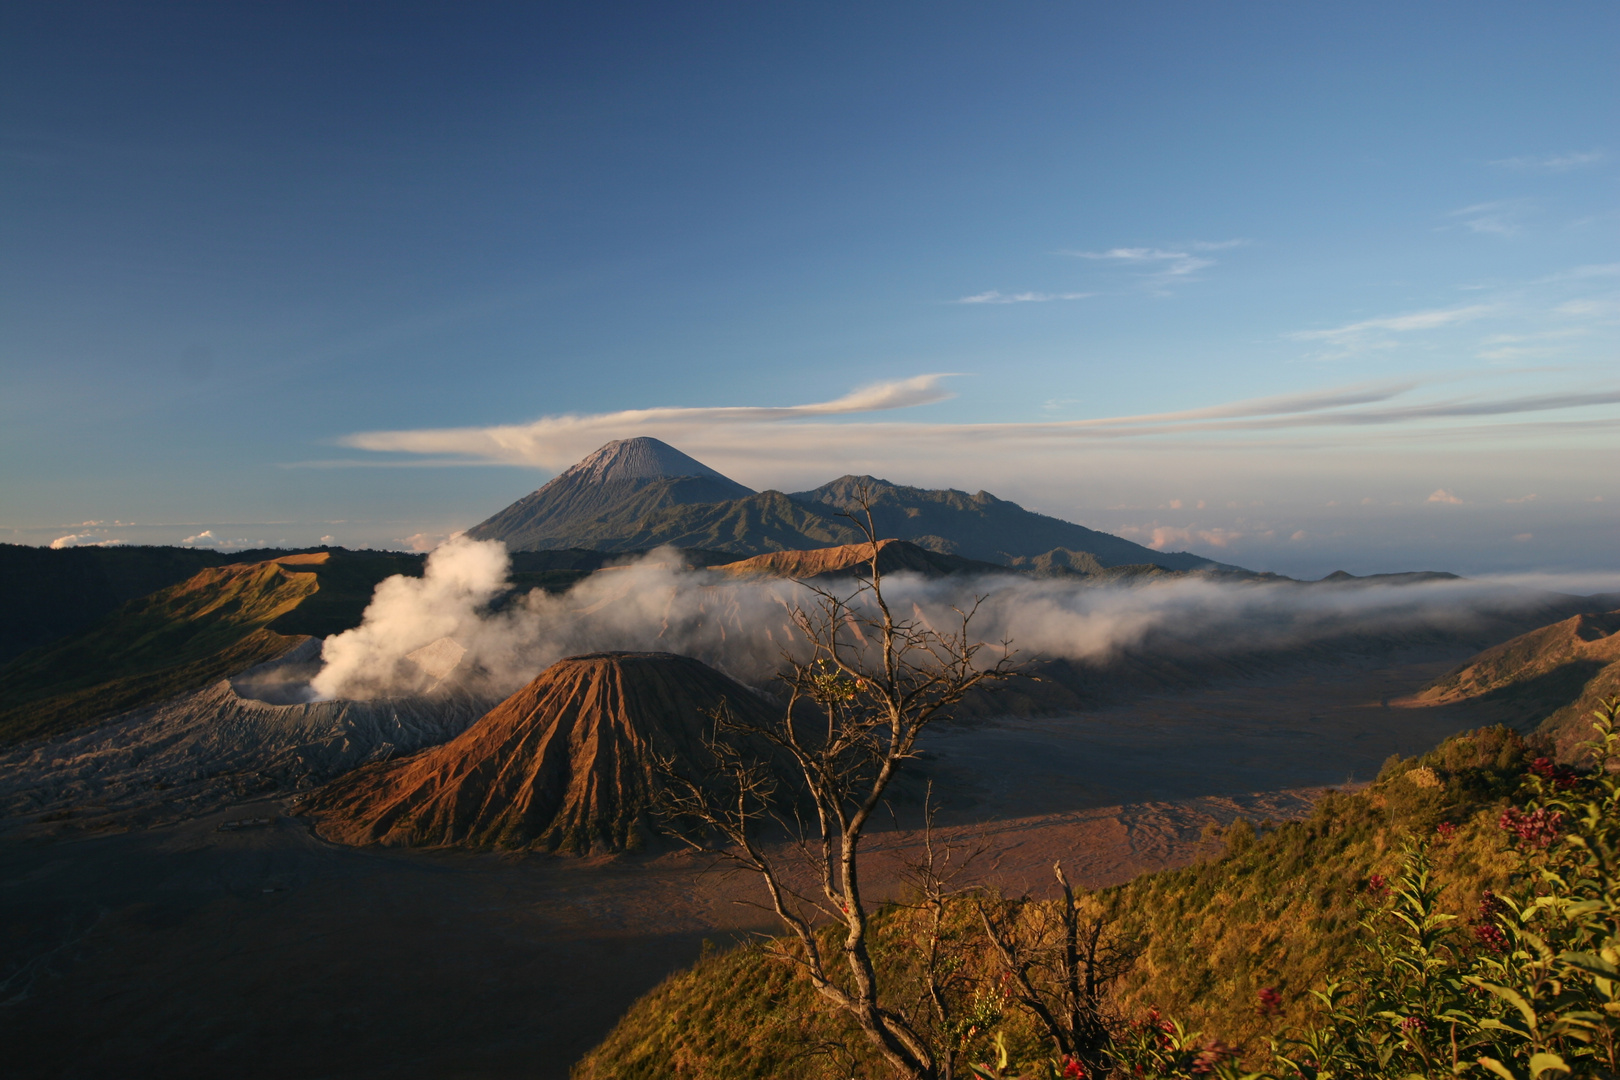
[0,550,423,745]
[574,718,1617,1078]
[0,542,336,664]
[1416,610,1620,762]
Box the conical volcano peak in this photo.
[465,438,756,551]
[467,437,1232,569]
[565,438,742,486]
[303,651,780,853]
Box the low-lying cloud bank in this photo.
[49,533,127,549]
[309,538,1619,702]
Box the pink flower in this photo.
[1499,807,1565,848]
[1139,1008,1173,1049]
[1473,923,1508,954]
[1435,821,1457,841]
[1529,757,1580,789]
[1191,1040,1235,1075]
[1257,987,1283,1016]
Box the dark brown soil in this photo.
[0,643,1514,1080]
[0,805,771,1080]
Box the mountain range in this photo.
[467,437,1232,571]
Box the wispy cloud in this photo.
[338,375,958,467]
[1288,304,1495,343]
[1069,240,1245,260]
[284,457,527,469]
[1490,150,1603,172]
[1055,381,1420,426]
[1426,489,1463,505]
[1448,199,1533,236]
[1538,263,1620,283]
[955,241,1247,306]
[1479,331,1582,345]
[1556,298,1618,317]
[319,375,1620,476]
[1378,388,1620,421]
[1475,328,1585,362]
[1066,246,1210,277]
[1053,239,1248,290]
[954,290,1095,304]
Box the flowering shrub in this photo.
[1473,920,1509,955]
[1109,699,1619,1080]
[1498,806,1567,849]
[1528,757,1581,791]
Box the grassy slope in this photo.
[711,538,1004,581]
[1413,610,1620,760]
[0,542,319,664]
[1100,728,1526,1043]
[573,728,1533,1079]
[0,550,423,745]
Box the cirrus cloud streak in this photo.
[322,375,1620,476]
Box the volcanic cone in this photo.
[305,651,776,853]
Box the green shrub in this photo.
[1114,701,1620,1080]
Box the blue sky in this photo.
[3,2,1616,575]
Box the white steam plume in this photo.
[311,542,808,699]
[310,539,1620,703]
[311,536,513,699]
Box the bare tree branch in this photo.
[656,486,1020,1080]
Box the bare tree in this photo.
[660,493,1019,1079]
[976,862,1140,1078]
[896,790,1001,1080]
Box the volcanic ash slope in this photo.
[305,651,779,854]
[0,638,491,827]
